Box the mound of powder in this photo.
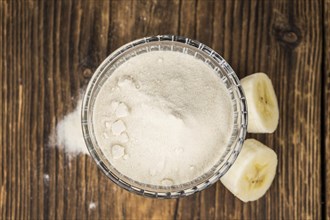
[92,50,234,186]
[56,100,89,156]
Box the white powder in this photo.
[56,100,89,156]
[43,174,50,182]
[89,202,97,210]
[93,50,234,186]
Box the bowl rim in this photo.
[81,35,248,198]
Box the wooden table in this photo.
[0,0,328,219]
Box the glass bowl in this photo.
[81,35,247,198]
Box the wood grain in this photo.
[0,0,325,219]
[324,0,330,219]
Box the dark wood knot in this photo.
[82,68,93,78]
[282,31,298,44]
[272,21,302,49]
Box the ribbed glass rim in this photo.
[81,35,248,198]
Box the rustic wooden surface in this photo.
[0,0,326,219]
[325,0,330,219]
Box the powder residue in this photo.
[43,174,50,183]
[89,202,96,210]
[56,100,89,156]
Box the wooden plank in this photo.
[0,2,8,219]
[324,0,330,219]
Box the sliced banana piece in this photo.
[220,139,278,202]
[241,72,279,133]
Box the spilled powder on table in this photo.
[53,98,89,157]
[43,174,50,183]
[89,202,97,210]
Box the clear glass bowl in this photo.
[81,35,248,198]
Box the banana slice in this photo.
[241,72,279,133]
[220,139,278,202]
